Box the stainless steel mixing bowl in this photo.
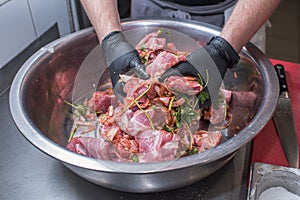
[9,19,279,193]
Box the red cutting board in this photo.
[251,59,300,168]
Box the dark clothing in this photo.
[118,0,131,18]
[173,0,223,6]
[131,0,236,27]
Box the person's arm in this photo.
[220,0,281,53]
[80,0,149,100]
[161,0,281,107]
[80,0,121,41]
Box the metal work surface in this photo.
[1,88,250,199]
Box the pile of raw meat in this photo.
[66,30,236,163]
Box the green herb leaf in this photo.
[140,43,147,51]
[163,124,174,133]
[174,107,182,128]
[132,154,139,162]
[64,100,87,117]
[186,148,199,155]
[198,91,209,105]
[158,28,171,37]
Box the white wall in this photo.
[0,0,71,69]
[28,0,71,37]
[0,0,36,68]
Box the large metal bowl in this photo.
[9,19,279,193]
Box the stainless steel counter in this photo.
[1,87,251,200]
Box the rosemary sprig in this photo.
[68,124,78,143]
[168,96,175,111]
[197,70,209,89]
[187,124,193,150]
[194,91,209,109]
[64,100,87,116]
[134,101,155,130]
[174,107,181,128]
[125,83,153,111]
[194,70,210,109]
[179,105,200,125]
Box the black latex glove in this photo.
[159,36,240,107]
[101,31,150,89]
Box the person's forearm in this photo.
[80,0,121,42]
[220,0,281,53]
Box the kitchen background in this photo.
[0,0,299,94]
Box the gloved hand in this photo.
[101,31,150,89]
[159,36,240,107]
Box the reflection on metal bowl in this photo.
[9,19,279,193]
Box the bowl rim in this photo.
[9,19,279,173]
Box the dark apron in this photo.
[131,0,236,27]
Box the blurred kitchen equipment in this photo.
[9,19,279,192]
[273,64,299,168]
[248,162,300,200]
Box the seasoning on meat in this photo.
[65,30,245,163]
